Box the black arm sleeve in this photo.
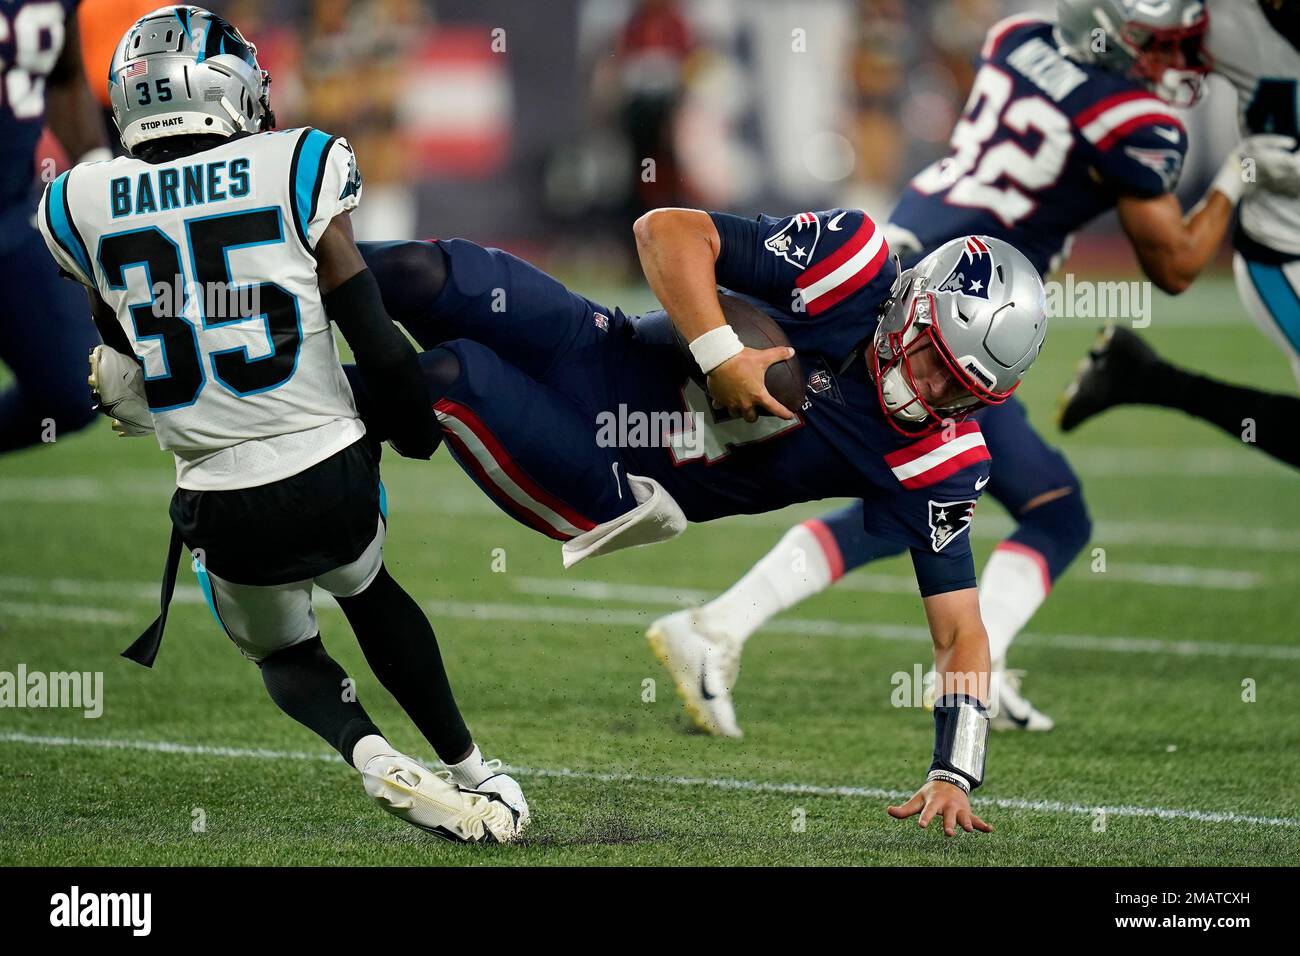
[323,268,437,460]
[87,290,127,355]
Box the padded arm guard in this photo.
[927,693,989,793]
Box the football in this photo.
[673,293,806,415]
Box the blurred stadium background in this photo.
[46,0,1242,274]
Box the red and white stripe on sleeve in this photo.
[1074,91,1184,151]
[884,421,990,490]
[980,13,1048,60]
[794,213,889,316]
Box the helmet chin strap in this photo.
[220,96,250,132]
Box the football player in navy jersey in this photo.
[0,0,110,452]
[329,207,1050,835]
[1061,0,1300,470]
[644,0,1300,739]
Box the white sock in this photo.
[444,744,488,788]
[696,521,840,642]
[978,542,1050,667]
[351,734,396,772]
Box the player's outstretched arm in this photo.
[1116,189,1234,296]
[1114,132,1300,296]
[317,212,437,459]
[633,208,794,423]
[887,587,994,837]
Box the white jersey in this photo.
[38,127,366,491]
[1208,0,1300,256]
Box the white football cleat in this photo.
[990,668,1055,732]
[361,752,520,843]
[646,609,743,738]
[88,344,153,437]
[460,760,530,836]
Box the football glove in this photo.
[88,344,154,438]
[1248,134,1300,197]
[1216,135,1300,202]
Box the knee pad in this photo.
[421,347,462,400]
[1008,487,1092,581]
[362,240,449,346]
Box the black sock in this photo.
[257,635,383,764]
[1142,361,1300,469]
[336,566,472,763]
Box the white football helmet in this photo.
[870,236,1048,435]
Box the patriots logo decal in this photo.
[764,212,821,269]
[1123,146,1184,193]
[936,237,994,299]
[928,498,977,552]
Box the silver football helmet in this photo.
[1055,0,1212,107]
[870,236,1047,435]
[108,5,274,154]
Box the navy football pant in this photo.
[367,239,638,540]
[811,398,1092,585]
[0,225,99,452]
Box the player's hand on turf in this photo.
[887,780,993,837]
[706,346,797,423]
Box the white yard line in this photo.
[6,473,1300,554]
[0,730,1294,829]
[0,601,134,626]
[423,597,1300,661]
[2,575,1297,661]
[513,561,1265,598]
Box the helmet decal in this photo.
[936,237,995,300]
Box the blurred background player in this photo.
[39,5,526,843]
[1061,0,1300,471]
[0,0,109,453]
[647,0,1300,737]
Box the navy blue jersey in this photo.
[891,15,1189,275]
[617,209,994,594]
[0,0,79,211]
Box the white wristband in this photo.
[1212,149,1248,205]
[688,325,743,375]
[926,768,971,794]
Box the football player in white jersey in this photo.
[37,5,527,843]
[1061,0,1300,471]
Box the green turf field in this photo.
[1,274,1298,866]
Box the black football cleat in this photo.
[1058,324,1161,432]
